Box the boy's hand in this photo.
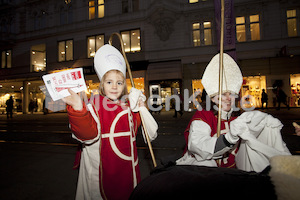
[138,98,145,107]
[293,122,300,136]
[62,89,83,111]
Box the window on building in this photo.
[89,1,95,19]
[98,0,104,18]
[58,40,73,62]
[89,0,104,20]
[192,21,212,46]
[203,21,212,45]
[1,50,12,68]
[287,9,297,37]
[250,14,260,41]
[122,0,139,13]
[31,44,46,72]
[60,5,73,25]
[87,34,104,58]
[236,17,246,42]
[236,14,260,42]
[121,29,141,53]
[33,11,47,30]
[132,0,139,12]
[189,0,199,3]
[192,23,200,46]
[122,0,129,13]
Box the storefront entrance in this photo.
[0,80,45,114]
[149,80,181,109]
[191,76,267,109]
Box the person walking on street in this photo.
[6,96,14,119]
[276,87,289,110]
[261,89,268,109]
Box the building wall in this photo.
[1,0,300,112]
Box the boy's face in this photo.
[212,92,234,112]
[103,71,125,100]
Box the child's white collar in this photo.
[221,108,233,120]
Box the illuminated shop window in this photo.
[236,14,261,42]
[126,77,145,93]
[121,29,141,53]
[192,21,212,47]
[87,34,104,58]
[290,74,300,107]
[241,76,266,108]
[58,40,73,62]
[31,44,46,72]
[89,0,104,20]
[287,9,297,37]
[1,50,11,68]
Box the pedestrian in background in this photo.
[6,96,14,119]
[261,89,268,109]
[276,87,289,110]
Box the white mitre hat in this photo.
[201,53,243,97]
[94,44,126,80]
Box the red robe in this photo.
[68,95,141,200]
[183,110,238,168]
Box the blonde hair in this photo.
[99,70,128,98]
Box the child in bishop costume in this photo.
[176,53,290,171]
[176,53,243,168]
[63,44,143,200]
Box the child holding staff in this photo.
[63,44,143,200]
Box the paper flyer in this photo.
[42,68,87,101]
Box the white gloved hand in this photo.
[128,88,146,112]
[129,88,158,142]
[226,118,248,144]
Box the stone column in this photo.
[23,81,29,114]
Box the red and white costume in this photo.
[176,53,243,168]
[176,109,238,168]
[67,95,141,200]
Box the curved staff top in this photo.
[108,33,157,168]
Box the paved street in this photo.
[0,108,299,199]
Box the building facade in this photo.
[0,0,300,114]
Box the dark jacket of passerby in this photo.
[261,90,268,102]
[6,96,14,118]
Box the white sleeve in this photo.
[188,120,217,161]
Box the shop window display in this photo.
[192,79,205,109]
[148,80,181,110]
[126,77,144,93]
[241,76,266,108]
[290,74,300,107]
